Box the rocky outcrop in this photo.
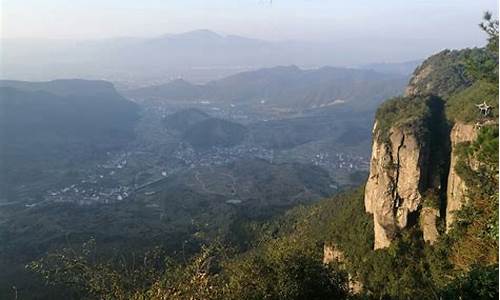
[323,243,345,264]
[323,243,363,294]
[362,48,486,249]
[446,123,478,231]
[364,124,428,249]
[361,46,496,250]
[404,64,433,97]
[365,116,482,247]
[420,207,440,244]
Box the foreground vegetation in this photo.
[26,182,497,299]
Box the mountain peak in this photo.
[160,29,223,40]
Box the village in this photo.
[39,141,369,207]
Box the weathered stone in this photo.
[363,49,484,249]
[405,64,433,97]
[446,123,478,231]
[323,243,363,294]
[420,207,440,244]
[323,243,345,264]
[365,126,427,249]
[348,274,363,295]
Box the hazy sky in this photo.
[2,0,498,44]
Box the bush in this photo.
[446,81,498,123]
[375,95,432,143]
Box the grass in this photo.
[374,95,432,143]
[446,80,498,123]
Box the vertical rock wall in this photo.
[446,123,478,231]
[364,125,428,249]
[363,49,481,249]
[365,120,480,248]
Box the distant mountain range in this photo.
[125,65,408,111]
[356,59,423,76]
[2,30,422,84]
[163,106,375,154]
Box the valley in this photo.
[7,98,372,208]
[0,66,406,298]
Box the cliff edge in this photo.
[364,49,496,249]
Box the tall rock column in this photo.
[365,123,428,249]
[446,123,478,232]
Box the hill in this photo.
[182,118,248,150]
[163,108,210,132]
[130,79,209,102]
[125,65,407,111]
[0,79,139,202]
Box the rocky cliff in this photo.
[446,123,478,231]
[364,49,489,249]
[365,122,429,249]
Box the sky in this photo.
[1,0,498,46]
[1,0,499,72]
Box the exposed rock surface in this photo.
[364,124,428,249]
[363,48,486,249]
[420,207,440,244]
[323,243,345,264]
[323,243,363,294]
[404,64,433,97]
[446,123,478,231]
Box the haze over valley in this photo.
[0,37,410,296]
[1,29,424,85]
[0,1,498,299]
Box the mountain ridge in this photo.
[0,79,139,202]
[1,30,428,83]
[125,65,408,111]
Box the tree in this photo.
[480,11,499,53]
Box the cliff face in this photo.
[365,124,428,249]
[364,49,480,249]
[446,123,478,231]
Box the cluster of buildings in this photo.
[173,144,274,168]
[311,152,369,172]
[40,152,138,205]
[44,177,132,206]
